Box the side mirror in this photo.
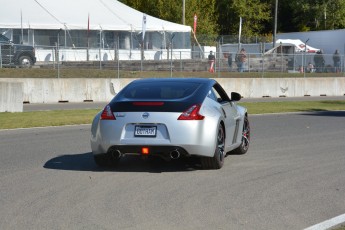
[231,92,242,102]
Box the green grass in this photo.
[0,109,100,129]
[334,225,345,230]
[1,67,344,78]
[240,100,345,114]
[1,100,345,130]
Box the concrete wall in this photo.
[0,82,23,112]
[0,78,344,104]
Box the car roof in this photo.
[132,78,216,84]
[109,78,217,112]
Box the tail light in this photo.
[100,105,116,120]
[178,104,204,120]
[141,147,150,155]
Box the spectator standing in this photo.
[235,48,247,72]
[208,51,215,73]
[314,50,325,73]
[333,49,341,73]
[306,62,315,73]
[227,53,233,71]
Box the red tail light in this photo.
[178,104,205,120]
[100,105,116,120]
[141,147,150,155]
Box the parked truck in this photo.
[0,34,36,68]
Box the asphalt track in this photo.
[1,110,345,229]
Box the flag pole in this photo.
[238,17,242,51]
[87,13,90,61]
[141,14,147,71]
[21,9,23,44]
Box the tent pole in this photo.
[141,41,143,71]
[117,37,120,79]
[99,28,102,70]
[130,29,133,60]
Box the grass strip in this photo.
[0,109,100,130]
[240,100,345,114]
[1,68,345,78]
[1,100,345,130]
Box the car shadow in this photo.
[43,152,201,173]
[298,110,345,117]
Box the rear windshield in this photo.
[121,82,201,100]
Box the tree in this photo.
[119,0,219,36]
[323,0,345,30]
[217,0,271,37]
[185,0,219,38]
[120,0,345,36]
[279,0,345,32]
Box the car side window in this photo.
[213,83,231,102]
[208,88,223,103]
[207,89,217,101]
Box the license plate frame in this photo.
[134,125,157,137]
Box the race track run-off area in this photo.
[0,112,345,230]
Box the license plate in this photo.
[134,126,157,137]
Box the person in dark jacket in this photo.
[208,51,215,73]
[333,49,341,73]
[314,50,325,73]
[227,53,233,71]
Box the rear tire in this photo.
[201,124,225,170]
[232,115,250,155]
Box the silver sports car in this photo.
[90,78,250,169]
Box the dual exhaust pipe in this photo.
[109,149,122,159]
[108,148,181,160]
[170,149,180,160]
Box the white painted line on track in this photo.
[304,213,345,230]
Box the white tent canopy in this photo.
[265,39,320,54]
[0,0,191,32]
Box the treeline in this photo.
[119,0,345,37]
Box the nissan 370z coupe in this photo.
[90,78,250,170]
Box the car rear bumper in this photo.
[101,145,190,161]
[90,111,219,158]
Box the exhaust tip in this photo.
[170,150,180,159]
[109,149,122,159]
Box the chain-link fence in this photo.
[1,32,345,78]
[2,46,344,78]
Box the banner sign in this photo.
[193,14,197,34]
[142,14,147,42]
